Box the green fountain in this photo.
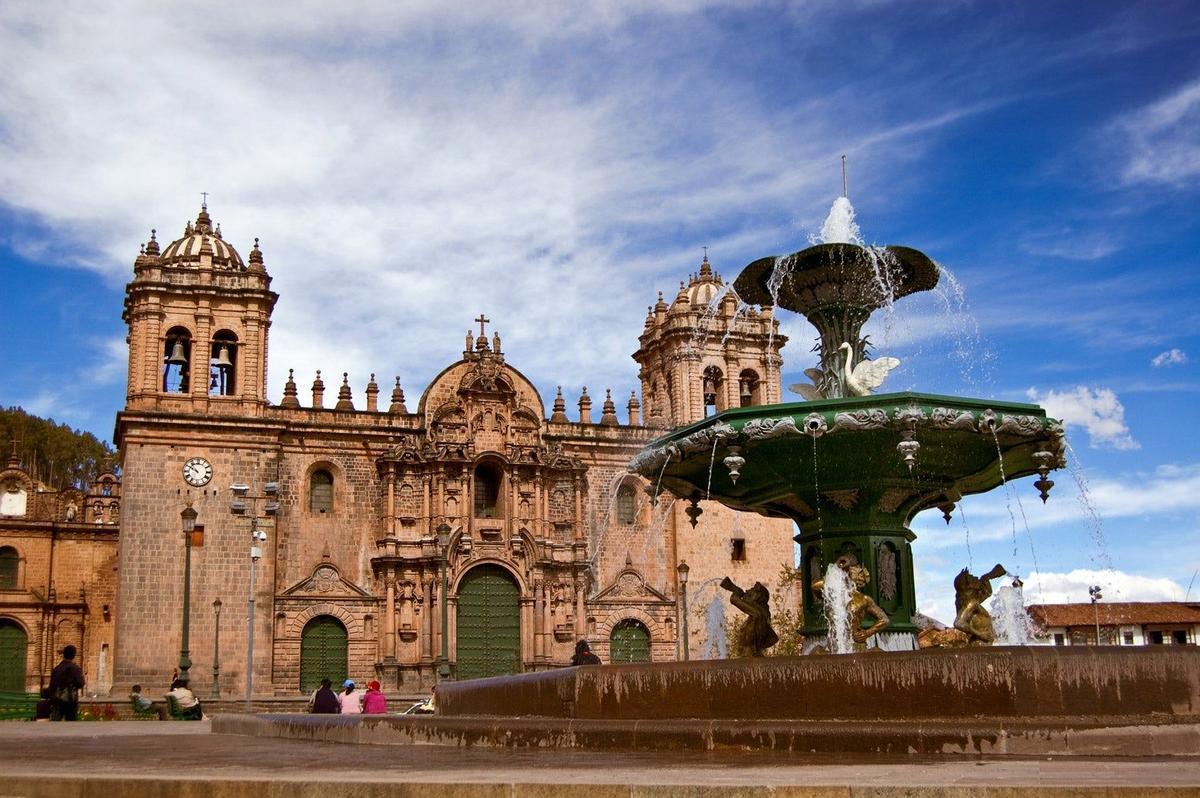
[630,206,1066,649]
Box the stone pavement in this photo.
[1,720,1198,797]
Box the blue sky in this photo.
[2,1,1198,620]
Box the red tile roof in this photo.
[1027,602,1200,627]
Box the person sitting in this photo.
[130,684,167,720]
[362,680,388,714]
[165,679,204,720]
[310,679,340,714]
[570,640,601,666]
[338,680,363,714]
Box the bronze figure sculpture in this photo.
[719,577,778,657]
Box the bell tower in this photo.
[122,202,278,415]
[633,255,786,427]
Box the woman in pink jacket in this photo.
[338,680,363,714]
[362,680,388,714]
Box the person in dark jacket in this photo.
[570,640,601,666]
[311,679,340,714]
[48,645,85,721]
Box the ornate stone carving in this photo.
[830,409,889,433]
[822,489,860,511]
[741,416,800,440]
[877,488,912,514]
[931,407,977,430]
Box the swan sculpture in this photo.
[838,341,899,397]
[788,368,827,401]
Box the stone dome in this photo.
[159,204,245,270]
[685,256,725,308]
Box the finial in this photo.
[214,223,222,239]
[551,386,568,423]
[389,376,407,414]
[144,229,160,256]
[280,368,300,408]
[365,373,380,412]
[600,388,618,426]
[335,372,354,411]
[201,191,208,209]
[249,237,263,267]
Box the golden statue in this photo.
[719,577,778,657]
[811,555,890,652]
[920,563,1007,649]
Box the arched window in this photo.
[616,484,636,525]
[738,369,761,407]
[0,546,18,589]
[702,366,724,416]
[473,463,501,519]
[610,619,651,663]
[310,470,333,513]
[209,330,238,397]
[162,327,191,393]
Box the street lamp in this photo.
[211,598,222,699]
[676,560,690,661]
[1089,585,1103,645]
[178,503,198,687]
[436,524,451,681]
[230,482,277,710]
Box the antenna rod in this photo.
[841,155,848,199]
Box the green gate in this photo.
[299,616,347,693]
[456,565,520,680]
[0,620,28,692]
[610,619,651,663]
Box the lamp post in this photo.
[230,482,278,711]
[676,560,690,661]
[436,524,451,681]
[211,598,222,699]
[1089,585,1103,645]
[178,503,198,687]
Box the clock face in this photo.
[183,457,213,487]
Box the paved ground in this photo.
[2,720,1199,795]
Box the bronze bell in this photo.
[166,340,188,365]
[213,344,234,370]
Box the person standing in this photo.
[338,679,363,714]
[362,680,387,714]
[310,679,340,714]
[48,645,85,721]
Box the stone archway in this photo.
[609,618,651,663]
[455,564,520,680]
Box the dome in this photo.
[159,204,245,270]
[685,256,724,309]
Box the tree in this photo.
[0,407,117,489]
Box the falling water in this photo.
[821,563,854,654]
[988,428,1022,569]
[1062,438,1115,573]
[706,435,720,499]
[990,583,1035,646]
[810,434,823,533]
[685,577,729,660]
[928,263,994,394]
[958,501,974,571]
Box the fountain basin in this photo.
[630,393,1064,637]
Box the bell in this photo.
[166,340,188,365]
[214,344,234,370]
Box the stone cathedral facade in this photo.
[1,202,795,695]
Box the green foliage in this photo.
[0,407,117,489]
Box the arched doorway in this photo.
[299,616,347,693]
[610,619,651,663]
[0,620,28,692]
[456,565,520,680]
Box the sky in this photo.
[2,1,1199,623]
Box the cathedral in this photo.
[0,202,792,696]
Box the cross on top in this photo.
[475,314,490,338]
[200,191,209,207]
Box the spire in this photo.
[388,376,407,414]
[335,372,354,411]
[248,237,264,270]
[550,386,568,423]
[365,373,380,412]
[627,391,641,426]
[600,388,618,426]
[280,368,301,408]
[194,201,213,234]
[699,249,713,280]
[311,370,325,409]
[578,386,592,424]
[144,229,160,256]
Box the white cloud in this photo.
[1113,76,1200,188]
[1021,568,1186,604]
[1151,348,1189,367]
[0,3,1016,415]
[1025,386,1138,450]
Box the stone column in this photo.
[384,575,396,660]
[421,576,434,662]
[532,580,544,660]
[385,464,396,536]
[540,582,552,660]
[575,575,587,637]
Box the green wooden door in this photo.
[0,620,27,692]
[610,619,651,663]
[299,616,347,693]
[456,565,520,680]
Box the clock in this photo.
[183,457,213,487]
